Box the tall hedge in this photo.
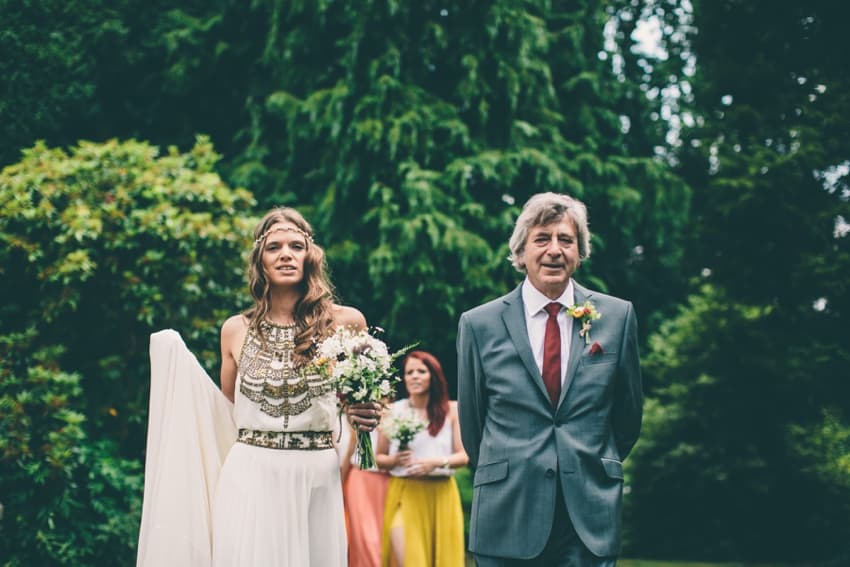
[0,137,254,565]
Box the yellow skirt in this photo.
[381,476,465,567]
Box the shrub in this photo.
[0,137,254,565]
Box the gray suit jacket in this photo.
[457,282,642,559]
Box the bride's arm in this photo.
[219,315,247,402]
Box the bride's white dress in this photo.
[137,323,347,567]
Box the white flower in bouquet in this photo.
[381,410,427,450]
[313,326,414,469]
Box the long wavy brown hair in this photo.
[244,208,335,365]
[401,351,450,436]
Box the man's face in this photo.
[521,216,580,299]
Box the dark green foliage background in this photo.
[0,138,255,564]
[624,0,850,562]
[1,0,848,564]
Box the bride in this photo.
[137,207,381,566]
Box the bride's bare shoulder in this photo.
[221,313,250,340]
[331,304,367,331]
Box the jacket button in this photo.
[545,469,555,478]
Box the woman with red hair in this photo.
[375,351,468,566]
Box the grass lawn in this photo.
[466,557,821,567]
[620,562,823,567]
[457,472,824,567]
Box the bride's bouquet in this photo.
[381,410,427,450]
[313,326,412,469]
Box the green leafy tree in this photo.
[0,0,249,167]
[0,0,101,166]
[220,0,690,379]
[0,332,143,566]
[627,0,850,560]
[2,0,691,375]
[0,137,254,565]
[628,286,850,560]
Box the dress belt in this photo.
[237,428,334,450]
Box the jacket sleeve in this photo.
[456,312,484,470]
[613,302,643,460]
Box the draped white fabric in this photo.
[137,330,236,567]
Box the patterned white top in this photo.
[235,320,336,433]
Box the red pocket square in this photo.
[589,342,603,355]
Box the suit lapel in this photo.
[500,285,551,403]
[557,282,593,408]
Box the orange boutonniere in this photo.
[567,301,601,345]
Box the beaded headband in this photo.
[254,225,314,248]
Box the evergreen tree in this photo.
[226,0,690,377]
[1,0,691,372]
[628,0,850,560]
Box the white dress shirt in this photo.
[522,277,574,386]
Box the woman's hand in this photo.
[393,449,414,469]
[404,458,440,477]
[345,402,383,432]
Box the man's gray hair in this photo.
[508,192,591,272]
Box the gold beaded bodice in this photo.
[237,320,335,429]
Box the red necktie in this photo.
[542,302,562,407]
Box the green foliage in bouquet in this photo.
[381,410,428,450]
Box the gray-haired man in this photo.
[457,192,643,566]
